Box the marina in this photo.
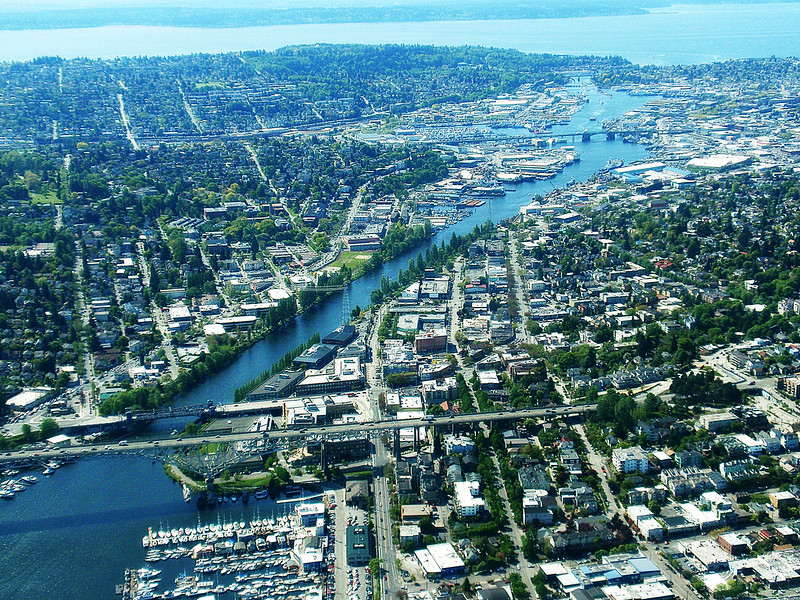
[124,509,328,600]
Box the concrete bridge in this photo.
[1,404,596,479]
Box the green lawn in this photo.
[31,190,62,204]
[327,251,373,272]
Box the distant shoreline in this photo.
[0,2,797,65]
[0,4,650,31]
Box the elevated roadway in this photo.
[0,404,595,464]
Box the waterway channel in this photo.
[0,83,648,600]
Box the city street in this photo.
[574,423,619,514]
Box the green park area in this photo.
[326,250,373,272]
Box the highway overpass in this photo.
[0,404,596,465]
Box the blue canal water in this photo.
[0,2,799,65]
[0,457,294,599]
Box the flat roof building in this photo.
[321,325,357,347]
[5,387,52,411]
[415,543,466,579]
[247,370,304,401]
[454,480,486,517]
[346,525,373,566]
[415,328,447,354]
[293,344,338,370]
[294,357,365,396]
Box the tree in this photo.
[21,423,32,441]
[39,418,59,440]
[461,578,472,594]
[647,500,662,516]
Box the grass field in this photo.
[325,251,373,272]
[31,190,62,204]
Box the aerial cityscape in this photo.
[4,2,800,600]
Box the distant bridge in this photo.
[559,127,692,142]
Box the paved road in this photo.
[641,541,703,600]
[333,488,349,600]
[574,423,619,514]
[508,231,533,345]
[0,405,596,464]
[492,453,537,594]
[373,445,400,600]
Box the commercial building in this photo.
[626,505,664,541]
[601,582,674,600]
[5,386,53,411]
[297,503,325,528]
[293,344,338,369]
[698,411,740,432]
[214,315,257,331]
[294,357,365,396]
[346,525,373,566]
[325,434,370,463]
[246,370,304,401]
[414,329,447,353]
[415,543,466,579]
[729,548,800,588]
[686,540,731,571]
[382,341,418,375]
[401,504,434,524]
[321,325,357,347]
[399,525,421,547]
[718,532,750,555]
[283,393,359,426]
[419,276,451,300]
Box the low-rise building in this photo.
[399,525,421,547]
[346,525,373,566]
[718,532,750,555]
[246,370,304,401]
[626,505,665,541]
[719,459,759,482]
[523,490,554,525]
[454,480,486,517]
[686,540,730,571]
[612,446,650,474]
[698,411,740,432]
[415,543,466,579]
[294,357,365,395]
[770,491,798,510]
[414,329,447,353]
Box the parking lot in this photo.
[328,488,371,600]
